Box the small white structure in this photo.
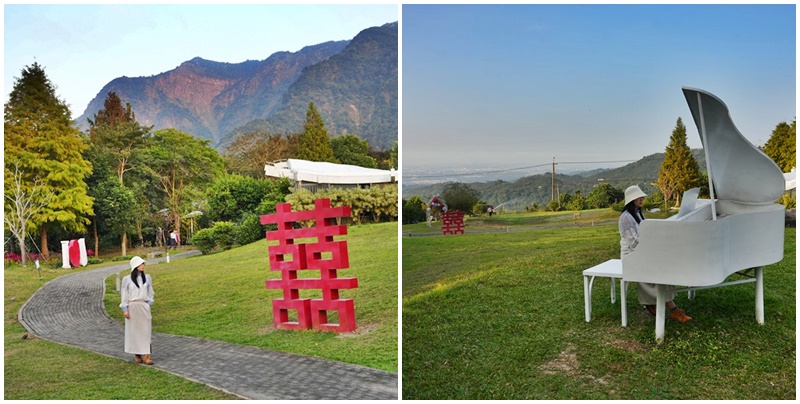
[264,159,396,192]
[783,168,796,193]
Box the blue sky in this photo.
[402,4,796,175]
[4,4,398,118]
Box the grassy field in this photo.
[103,221,398,371]
[4,259,240,399]
[6,222,397,399]
[402,211,795,399]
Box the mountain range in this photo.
[76,22,398,150]
[403,149,709,211]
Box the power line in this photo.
[404,159,636,179]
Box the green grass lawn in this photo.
[402,215,795,399]
[6,221,397,399]
[103,221,398,371]
[5,261,240,399]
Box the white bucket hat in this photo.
[129,256,146,270]
[624,185,647,206]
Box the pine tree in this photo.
[763,119,796,172]
[4,62,93,257]
[655,117,702,207]
[297,102,337,163]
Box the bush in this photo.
[236,213,266,246]
[213,222,236,250]
[190,228,216,254]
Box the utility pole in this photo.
[551,157,557,201]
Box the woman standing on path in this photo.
[120,256,155,364]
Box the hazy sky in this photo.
[402,4,796,173]
[4,3,398,118]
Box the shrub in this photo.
[213,222,236,250]
[190,228,216,254]
[236,213,266,246]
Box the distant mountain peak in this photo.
[76,23,397,150]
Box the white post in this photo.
[755,267,764,324]
[655,284,666,344]
[116,273,121,292]
[166,251,170,263]
[60,241,70,268]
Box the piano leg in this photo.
[655,284,666,344]
[620,279,627,327]
[584,275,592,322]
[755,266,764,325]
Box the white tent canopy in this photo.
[264,159,396,186]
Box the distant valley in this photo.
[403,149,708,211]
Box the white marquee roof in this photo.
[264,159,396,185]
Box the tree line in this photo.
[4,62,397,266]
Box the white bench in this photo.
[582,259,628,326]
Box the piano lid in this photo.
[682,87,785,205]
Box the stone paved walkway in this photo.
[18,251,398,400]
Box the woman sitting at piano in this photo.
[619,185,693,324]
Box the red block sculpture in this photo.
[441,210,465,235]
[260,199,358,332]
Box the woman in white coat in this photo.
[619,186,693,323]
[120,256,155,364]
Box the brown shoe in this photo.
[134,355,143,363]
[644,305,657,316]
[668,307,693,323]
[143,354,154,365]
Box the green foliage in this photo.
[189,228,216,254]
[141,128,224,232]
[331,134,378,168]
[93,177,138,238]
[472,201,490,215]
[285,184,399,225]
[442,182,480,213]
[212,221,236,250]
[297,102,337,163]
[206,174,288,222]
[403,197,427,224]
[656,117,702,206]
[4,62,94,240]
[585,183,624,209]
[235,212,266,246]
[777,193,796,209]
[763,119,796,172]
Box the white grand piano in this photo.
[621,87,786,343]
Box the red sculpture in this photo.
[441,210,465,235]
[260,199,358,332]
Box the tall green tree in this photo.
[85,92,151,254]
[297,102,337,163]
[585,183,623,209]
[4,62,93,256]
[141,128,224,239]
[763,119,796,172]
[331,133,378,168]
[442,182,481,212]
[655,117,701,207]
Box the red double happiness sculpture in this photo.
[441,210,465,235]
[260,199,358,332]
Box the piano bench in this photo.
[583,259,628,326]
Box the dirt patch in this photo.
[538,343,610,386]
